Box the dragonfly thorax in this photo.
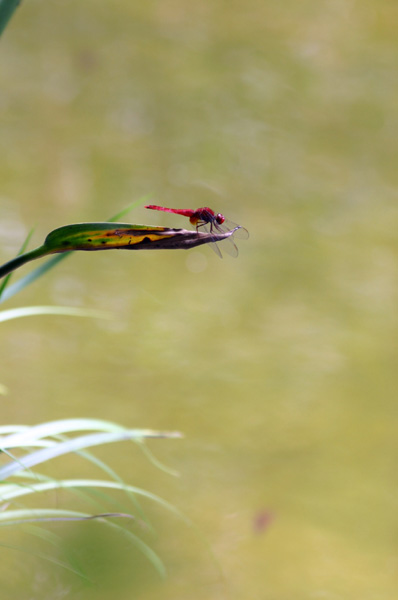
[194,208,225,225]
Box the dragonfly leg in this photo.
[196,220,207,232]
[196,220,217,233]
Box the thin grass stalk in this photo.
[0,0,20,36]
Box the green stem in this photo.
[0,0,21,37]
[0,246,49,279]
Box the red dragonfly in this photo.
[145,205,248,257]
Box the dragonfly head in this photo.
[216,213,225,225]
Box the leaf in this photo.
[108,195,151,223]
[0,478,188,524]
[0,222,234,281]
[0,508,136,526]
[0,540,91,580]
[0,508,166,577]
[42,222,231,253]
[0,418,160,447]
[0,429,182,480]
[0,197,150,302]
[0,0,21,37]
[0,305,112,323]
[0,253,69,303]
[0,227,35,300]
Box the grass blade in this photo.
[0,508,135,526]
[0,429,182,480]
[0,253,69,303]
[108,195,150,222]
[0,418,141,447]
[0,540,91,580]
[0,478,189,523]
[0,227,35,300]
[0,508,166,577]
[0,0,20,37]
[0,305,112,323]
[24,524,89,580]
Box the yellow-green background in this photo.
[1,1,397,598]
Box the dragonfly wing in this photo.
[219,235,239,258]
[196,215,248,259]
[221,219,250,240]
[212,221,242,258]
[209,239,223,258]
[198,222,223,258]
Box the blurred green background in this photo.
[1,1,397,598]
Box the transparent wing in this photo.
[196,216,248,258]
[219,219,249,240]
[199,222,239,258]
[198,222,223,258]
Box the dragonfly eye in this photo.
[216,213,225,225]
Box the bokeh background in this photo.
[1,1,397,598]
